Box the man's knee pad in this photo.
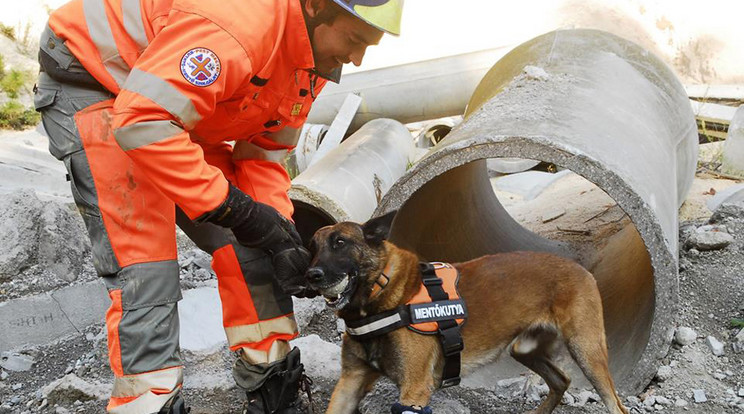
[103,261,182,375]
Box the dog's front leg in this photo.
[326,349,380,414]
[393,364,436,413]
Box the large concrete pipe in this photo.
[375,29,698,394]
[306,48,511,134]
[290,118,415,243]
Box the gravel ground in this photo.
[1,196,743,414]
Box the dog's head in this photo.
[305,211,397,310]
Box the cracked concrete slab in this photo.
[50,282,108,332]
[0,281,108,352]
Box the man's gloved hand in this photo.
[200,185,318,298]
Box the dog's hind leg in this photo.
[562,293,629,414]
[509,327,570,414]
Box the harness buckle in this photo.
[422,277,443,287]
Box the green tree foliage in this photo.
[0,101,40,130]
[0,69,29,99]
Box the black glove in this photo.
[200,185,317,298]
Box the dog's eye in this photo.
[333,238,345,249]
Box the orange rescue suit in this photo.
[48,0,326,220]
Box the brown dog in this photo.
[305,211,629,414]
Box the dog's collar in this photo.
[369,260,394,299]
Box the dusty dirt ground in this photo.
[1,175,743,414]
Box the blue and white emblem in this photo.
[180,48,221,87]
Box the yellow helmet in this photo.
[331,0,404,36]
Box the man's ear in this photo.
[302,0,325,18]
[362,210,398,245]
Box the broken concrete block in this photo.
[675,398,688,407]
[41,374,108,405]
[707,336,725,356]
[0,353,33,372]
[177,286,226,353]
[693,389,707,403]
[685,225,734,251]
[0,190,90,283]
[674,327,697,346]
[290,334,341,380]
[722,105,744,178]
[655,365,673,382]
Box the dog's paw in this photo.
[391,402,433,414]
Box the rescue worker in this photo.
[33,0,402,412]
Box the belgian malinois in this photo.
[305,211,629,414]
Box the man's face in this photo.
[310,9,384,77]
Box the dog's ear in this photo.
[362,210,397,245]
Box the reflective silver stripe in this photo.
[114,120,184,151]
[111,366,182,398]
[232,142,288,163]
[83,0,130,87]
[346,313,402,336]
[224,316,297,347]
[108,390,179,414]
[122,0,148,51]
[124,69,202,129]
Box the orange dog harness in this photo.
[345,262,467,388]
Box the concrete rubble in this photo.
[0,189,90,285]
[684,224,735,251]
[41,374,108,405]
[706,336,725,356]
[0,354,33,372]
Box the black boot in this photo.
[235,347,313,414]
[157,393,190,414]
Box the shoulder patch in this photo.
[180,48,221,87]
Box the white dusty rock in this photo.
[675,398,689,407]
[655,365,673,382]
[0,353,33,372]
[291,334,341,380]
[706,336,725,356]
[685,225,734,251]
[735,328,744,343]
[292,296,327,334]
[178,286,226,352]
[655,396,671,405]
[575,390,600,406]
[674,327,698,346]
[522,65,550,81]
[0,189,89,283]
[693,389,707,403]
[41,374,108,405]
[429,398,471,414]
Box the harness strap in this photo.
[345,262,466,389]
[418,262,463,388]
[345,306,410,341]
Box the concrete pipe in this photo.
[375,29,698,394]
[306,48,511,134]
[291,118,415,243]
